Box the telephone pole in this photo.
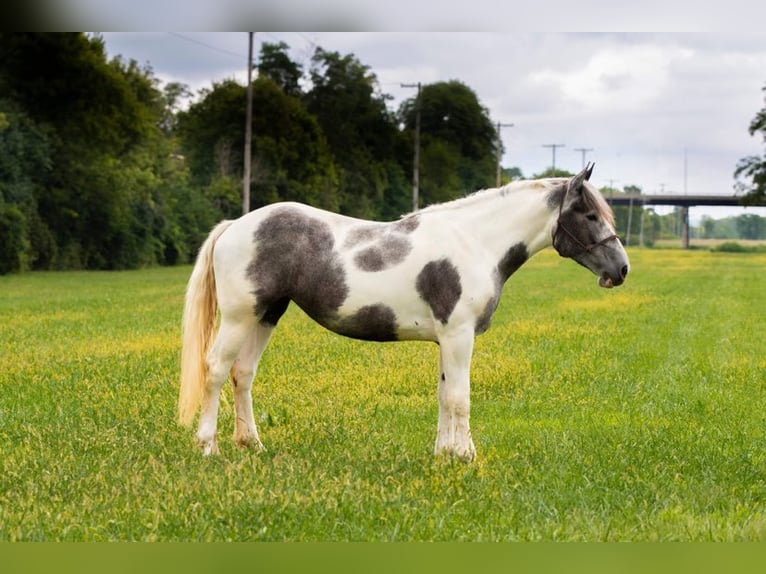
[542,143,565,171]
[574,147,593,169]
[606,179,619,206]
[401,82,422,211]
[495,121,514,187]
[242,31,254,215]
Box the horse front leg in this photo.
[434,326,476,462]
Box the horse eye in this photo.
[586,213,598,222]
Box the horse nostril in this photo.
[621,265,629,279]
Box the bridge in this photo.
[603,193,766,248]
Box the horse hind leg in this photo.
[196,316,254,455]
[230,322,276,451]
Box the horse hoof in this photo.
[197,436,219,456]
[236,435,266,452]
[453,446,476,463]
[434,444,476,463]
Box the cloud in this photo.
[530,44,694,114]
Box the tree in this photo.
[533,167,573,179]
[177,76,339,217]
[1,33,161,269]
[0,33,213,270]
[159,81,192,136]
[0,98,54,271]
[735,213,765,239]
[700,215,716,239]
[400,81,497,204]
[501,166,524,183]
[734,83,766,204]
[176,79,248,188]
[305,47,406,217]
[257,41,302,97]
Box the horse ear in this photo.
[567,162,595,195]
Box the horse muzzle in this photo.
[598,264,629,289]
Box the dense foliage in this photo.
[0,33,220,272]
[0,34,499,273]
[735,83,766,204]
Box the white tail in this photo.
[178,220,234,426]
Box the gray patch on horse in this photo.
[416,259,462,325]
[259,297,290,327]
[546,184,567,210]
[476,242,529,334]
[497,242,529,284]
[475,296,499,334]
[333,304,399,342]
[344,224,382,248]
[392,214,420,234]
[345,216,419,249]
[554,208,601,260]
[247,207,348,325]
[354,235,412,272]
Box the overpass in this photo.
[602,193,766,248]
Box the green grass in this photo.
[1,249,764,541]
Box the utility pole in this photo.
[401,82,422,211]
[542,143,565,172]
[574,147,593,169]
[681,207,690,249]
[242,31,254,215]
[606,179,619,207]
[495,121,514,187]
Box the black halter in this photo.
[552,187,620,257]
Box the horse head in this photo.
[552,163,629,288]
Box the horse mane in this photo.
[413,177,615,227]
[581,181,615,227]
[414,179,555,216]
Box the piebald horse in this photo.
[179,164,629,461]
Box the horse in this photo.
[178,163,629,461]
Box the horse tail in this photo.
[178,219,235,427]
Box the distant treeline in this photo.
[695,214,765,240]
[0,33,504,273]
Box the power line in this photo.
[167,32,244,60]
[291,32,318,49]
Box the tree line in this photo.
[1,34,764,274]
[0,33,499,273]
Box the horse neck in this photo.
[421,184,557,257]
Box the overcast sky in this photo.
[101,32,766,222]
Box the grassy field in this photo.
[0,248,764,541]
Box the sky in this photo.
[100,32,766,223]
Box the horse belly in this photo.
[327,274,436,342]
